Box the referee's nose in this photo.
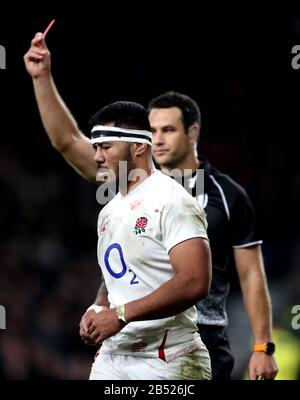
[152,130,165,147]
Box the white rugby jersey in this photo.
[97,170,208,361]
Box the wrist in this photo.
[116,304,128,325]
[254,335,272,344]
[253,341,275,356]
[86,304,107,314]
[32,70,51,81]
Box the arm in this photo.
[93,279,110,307]
[126,237,211,321]
[87,237,211,343]
[24,33,96,182]
[234,245,278,379]
[79,279,109,344]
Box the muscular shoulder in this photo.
[208,167,251,211]
[157,172,205,212]
[155,171,197,200]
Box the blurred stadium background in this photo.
[0,11,299,379]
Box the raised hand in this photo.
[23,33,51,79]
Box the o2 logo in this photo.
[104,243,139,284]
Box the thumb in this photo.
[81,316,89,333]
[81,311,95,332]
[32,32,48,50]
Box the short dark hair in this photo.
[148,91,201,132]
[89,101,151,132]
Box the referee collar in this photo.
[188,156,212,190]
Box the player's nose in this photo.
[94,146,105,163]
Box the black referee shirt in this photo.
[188,158,262,326]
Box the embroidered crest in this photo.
[134,217,148,235]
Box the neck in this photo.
[161,154,200,177]
[119,159,153,196]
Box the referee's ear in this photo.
[187,123,200,145]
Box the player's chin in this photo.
[96,171,115,184]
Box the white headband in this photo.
[91,125,152,146]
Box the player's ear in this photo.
[133,143,148,157]
[187,123,200,145]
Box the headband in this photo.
[91,125,152,146]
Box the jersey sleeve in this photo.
[230,186,262,248]
[161,194,209,253]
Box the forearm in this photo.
[24,34,96,181]
[32,74,96,181]
[94,280,110,307]
[124,238,211,323]
[242,268,278,379]
[125,272,208,323]
[33,74,83,150]
[241,269,272,342]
